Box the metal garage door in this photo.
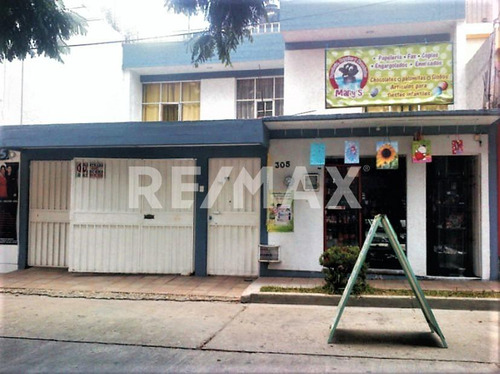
[207,158,261,276]
[68,158,195,274]
[28,161,71,267]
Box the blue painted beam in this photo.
[280,0,465,32]
[140,68,284,83]
[286,34,450,51]
[269,125,492,139]
[0,120,268,149]
[123,33,284,69]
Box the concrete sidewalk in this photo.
[1,267,499,310]
[0,267,253,301]
[1,294,499,373]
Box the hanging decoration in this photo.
[344,140,360,164]
[376,141,399,169]
[452,136,464,155]
[412,139,432,163]
[310,143,326,166]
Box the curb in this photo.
[0,288,240,303]
[241,292,500,311]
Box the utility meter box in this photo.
[258,244,280,262]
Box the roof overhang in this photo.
[263,110,500,130]
[0,120,269,150]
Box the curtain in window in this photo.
[275,99,284,116]
[163,104,179,121]
[237,102,254,119]
[143,84,160,103]
[162,83,180,102]
[143,104,159,121]
[182,103,200,121]
[256,78,273,100]
[182,82,200,102]
[275,77,284,98]
[237,79,254,100]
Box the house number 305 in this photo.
[275,161,291,168]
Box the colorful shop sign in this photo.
[326,42,453,108]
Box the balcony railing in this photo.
[250,22,280,34]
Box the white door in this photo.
[207,158,261,276]
[69,158,195,274]
[141,159,195,274]
[28,161,71,267]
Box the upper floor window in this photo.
[142,82,200,122]
[237,77,284,119]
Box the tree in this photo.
[166,0,267,66]
[0,0,86,63]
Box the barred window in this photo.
[237,77,284,119]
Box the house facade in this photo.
[0,0,498,279]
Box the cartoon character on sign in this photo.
[339,63,359,84]
[414,144,427,161]
[412,140,432,163]
[329,56,369,98]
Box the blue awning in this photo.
[0,120,269,149]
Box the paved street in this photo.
[1,294,499,373]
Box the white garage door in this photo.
[207,158,261,276]
[28,161,71,267]
[68,158,195,274]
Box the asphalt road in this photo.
[1,294,499,373]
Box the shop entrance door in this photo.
[426,156,477,277]
[69,158,195,274]
[324,157,407,271]
[207,158,261,276]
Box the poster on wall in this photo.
[412,139,432,163]
[0,162,19,244]
[326,42,453,108]
[310,143,326,166]
[344,140,360,164]
[376,141,399,169]
[267,191,294,232]
[452,138,464,154]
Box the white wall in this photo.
[283,49,361,116]
[267,133,490,279]
[0,19,134,125]
[200,78,236,120]
[452,21,468,110]
[466,35,493,110]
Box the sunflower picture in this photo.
[376,141,399,169]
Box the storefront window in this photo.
[237,77,284,119]
[142,82,200,121]
[324,157,407,272]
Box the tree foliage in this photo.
[166,0,267,66]
[0,0,87,63]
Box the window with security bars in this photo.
[142,81,200,121]
[237,77,284,119]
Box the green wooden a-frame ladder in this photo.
[328,214,448,348]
